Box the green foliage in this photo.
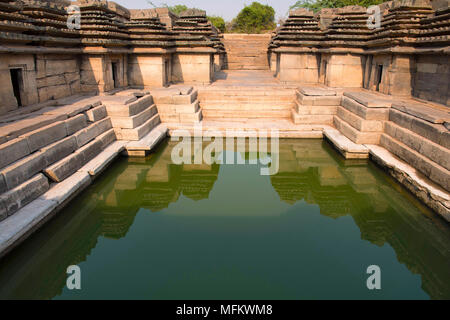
[232,2,276,33]
[290,0,384,12]
[208,16,226,33]
[168,4,189,15]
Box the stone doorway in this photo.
[9,68,23,107]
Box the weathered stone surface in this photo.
[341,96,389,120]
[0,198,58,258]
[75,139,103,166]
[64,114,87,135]
[380,134,449,191]
[80,141,127,177]
[299,87,336,96]
[44,137,102,183]
[323,127,369,159]
[389,109,449,149]
[41,172,91,205]
[391,102,450,124]
[97,129,117,149]
[0,174,6,194]
[73,122,99,148]
[110,105,157,129]
[0,174,49,216]
[126,124,168,151]
[20,122,67,153]
[1,152,47,190]
[367,144,450,222]
[41,136,78,165]
[344,92,392,108]
[44,152,84,183]
[0,138,31,169]
[85,105,107,122]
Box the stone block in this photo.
[0,138,30,169]
[97,129,117,149]
[73,123,99,148]
[1,152,47,190]
[41,171,91,205]
[0,174,6,194]
[44,152,83,183]
[76,139,103,164]
[96,118,113,134]
[85,105,107,122]
[64,114,87,135]
[41,136,78,165]
[20,122,67,153]
[0,174,49,216]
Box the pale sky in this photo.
[113,0,296,21]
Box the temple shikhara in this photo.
[0,0,448,258]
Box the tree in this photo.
[232,2,276,34]
[290,0,384,13]
[208,16,226,33]
[168,4,189,15]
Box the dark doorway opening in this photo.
[164,60,170,86]
[376,65,383,91]
[111,62,119,88]
[10,68,23,107]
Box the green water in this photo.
[0,139,449,300]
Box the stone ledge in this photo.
[323,127,369,159]
[366,144,450,222]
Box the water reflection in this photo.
[0,139,449,299]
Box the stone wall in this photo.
[413,54,450,105]
[171,53,213,84]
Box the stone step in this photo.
[159,110,202,124]
[0,174,49,221]
[295,102,337,115]
[200,103,294,110]
[337,106,385,132]
[19,121,68,153]
[114,114,161,141]
[292,110,333,125]
[202,109,291,119]
[1,151,47,191]
[44,138,104,183]
[333,116,381,144]
[297,91,341,106]
[152,90,198,105]
[85,105,107,123]
[157,101,200,114]
[110,105,158,129]
[104,95,154,117]
[380,134,450,191]
[73,117,112,148]
[384,122,450,171]
[389,109,449,149]
[343,91,392,108]
[341,96,390,121]
[323,127,369,159]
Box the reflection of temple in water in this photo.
[0,140,449,299]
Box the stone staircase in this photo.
[0,90,163,221]
[102,92,161,141]
[379,102,450,192]
[291,86,341,126]
[151,86,202,124]
[333,91,391,145]
[223,34,271,70]
[198,87,297,121]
